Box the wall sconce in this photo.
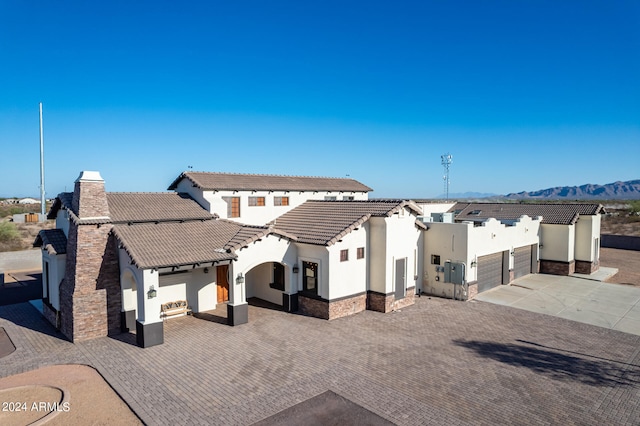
[204,267,209,274]
[236,273,245,285]
[510,250,515,256]
[292,264,299,273]
[470,260,477,268]
[147,285,157,299]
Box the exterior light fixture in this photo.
[204,267,209,274]
[470,260,477,268]
[236,273,245,285]
[147,285,157,299]
[292,264,299,273]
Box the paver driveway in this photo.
[1,297,639,425]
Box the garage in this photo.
[477,252,503,293]
[513,245,533,279]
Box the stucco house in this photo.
[35,171,422,347]
[34,171,605,348]
[421,202,604,299]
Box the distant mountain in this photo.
[504,180,640,200]
[436,192,498,199]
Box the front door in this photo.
[217,265,229,303]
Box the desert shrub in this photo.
[0,221,20,241]
[0,220,21,248]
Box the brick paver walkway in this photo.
[1,297,639,425]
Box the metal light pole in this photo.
[39,102,45,216]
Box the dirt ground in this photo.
[0,364,142,426]
[600,247,640,287]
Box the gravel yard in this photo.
[600,247,640,286]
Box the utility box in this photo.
[444,261,466,284]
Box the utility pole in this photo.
[39,103,45,216]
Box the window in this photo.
[270,262,285,291]
[340,249,349,262]
[223,197,240,217]
[302,261,318,294]
[357,247,365,259]
[343,196,355,201]
[274,196,289,206]
[249,196,265,207]
[324,196,337,201]
[431,254,441,265]
[469,210,482,216]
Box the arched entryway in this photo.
[245,262,289,308]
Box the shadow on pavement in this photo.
[453,339,640,387]
[0,272,43,306]
[0,303,66,341]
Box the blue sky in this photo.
[1,1,638,198]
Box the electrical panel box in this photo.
[444,261,466,284]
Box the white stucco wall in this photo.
[185,268,217,312]
[423,221,470,298]
[417,202,457,216]
[326,227,367,300]
[137,269,161,324]
[384,211,422,295]
[540,224,574,262]
[176,182,368,225]
[575,215,601,262]
[466,216,540,281]
[233,234,297,305]
[245,262,286,306]
[41,252,66,310]
[55,210,70,237]
[175,180,212,212]
[424,215,540,298]
[368,218,387,294]
[368,210,422,296]
[296,243,329,300]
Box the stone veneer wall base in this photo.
[540,260,575,276]
[298,293,367,320]
[575,260,600,274]
[367,287,415,313]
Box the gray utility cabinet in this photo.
[444,261,466,284]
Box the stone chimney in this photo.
[71,171,111,219]
[59,171,121,342]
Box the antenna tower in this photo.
[441,153,452,200]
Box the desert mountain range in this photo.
[504,180,640,200]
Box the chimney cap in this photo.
[75,171,104,183]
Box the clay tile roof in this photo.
[112,220,296,270]
[106,192,213,223]
[33,229,67,255]
[167,171,373,193]
[449,202,604,225]
[272,200,420,246]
